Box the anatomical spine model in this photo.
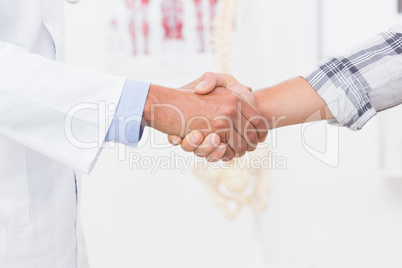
[194,0,271,220]
[125,0,150,55]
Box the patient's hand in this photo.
[168,72,268,162]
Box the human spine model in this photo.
[211,0,236,72]
[209,0,219,29]
[195,0,271,220]
[162,0,184,40]
[194,162,270,220]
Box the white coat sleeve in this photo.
[0,42,126,174]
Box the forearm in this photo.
[254,77,334,130]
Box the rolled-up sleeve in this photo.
[303,25,402,130]
[106,79,150,147]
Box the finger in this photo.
[227,82,253,100]
[233,103,259,151]
[179,77,203,90]
[253,115,269,143]
[222,144,235,162]
[193,133,220,158]
[194,80,218,95]
[195,73,253,96]
[195,81,252,95]
[181,73,253,101]
[213,113,248,158]
[225,127,248,158]
[240,114,259,151]
[215,85,268,143]
[181,131,204,152]
[179,73,222,91]
[257,121,269,143]
[168,135,183,146]
[194,73,232,95]
[205,143,227,162]
[226,105,258,154]
[236,97,269,143]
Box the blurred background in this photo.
[64,0,402,267]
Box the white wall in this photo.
[64,0,402,267]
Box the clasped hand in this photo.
[143,73,268,162]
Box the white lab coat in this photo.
[0,1,125,267]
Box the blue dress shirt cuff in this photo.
[105,79,150,147]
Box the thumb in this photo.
[194,80,217,95]
[168,135,182,146]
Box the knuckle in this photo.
[202,72,214,79]
[181,143,196,152]
[248,145,257,152]
[247,136,258,151]
[222,150,233,162]
[227,155,235,161]
[252,116,263,126]
[228,107,237,118]
[221,105,237,117]
[182,147,194,153]
[227,93,239,103]
[206,155,219,162]
[234,141,247,157]
[222,156,232,162]
[240,142,247,154]
[261,131,269,141]
[247,138,258,151]
[248,131,258,144]
[194,151,206,158]
[215,119,230,129]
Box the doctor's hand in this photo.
[142,80,265,161]
[167,73,269,162]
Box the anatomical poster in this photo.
[102,0,220,75]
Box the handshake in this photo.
[142,72,270,162]
[142,72,331,161]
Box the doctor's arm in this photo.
[0,42,262,173]
[0,42,130,174]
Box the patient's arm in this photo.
[253,76,333,130]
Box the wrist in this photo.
[253,89,275,130]
[143,84,183,135]
[143,84,161,125]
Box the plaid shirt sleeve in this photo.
[303,24,402,131]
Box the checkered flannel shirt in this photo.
[303,25,402,130]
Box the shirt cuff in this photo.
[302,28,402,131]
[302,59,376,131]
[105,79,150,147]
